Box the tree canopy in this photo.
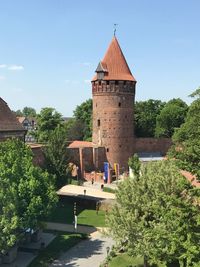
[44,126,70,189]
[35,107,63,142]
[73,99,92,141]
[169,91,200,179]
[14,106,37,117]
[0,139,57,254]
[107,160,200,267]
[134,99,165,137]
[155,98,188,138]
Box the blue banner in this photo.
[104,162,109,183]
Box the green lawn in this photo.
[108,254,143,267]
[45,201,106,227]
[108,253,179,267]
[28,231,86,267]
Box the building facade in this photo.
[0,97,26,141]
[92,36,136,170]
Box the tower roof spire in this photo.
[92,36,136,82]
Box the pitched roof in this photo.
[92,36,136,82]
[68,140,94,148]
[0,97,25,132]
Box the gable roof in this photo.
[92,36,136,82]
[0,97,25,132]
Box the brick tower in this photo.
[92,36,136,171]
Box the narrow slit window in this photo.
[106,148,109,152]
[118,102,121,107]
[97,119,100,127]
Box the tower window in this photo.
[118,102,121,107]
[97,119,100,127]
[106,148,109,152]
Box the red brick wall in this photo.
[92,80,136,170]
[135,138,172,155]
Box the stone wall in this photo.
[0,131,25,141]
[135,138,172,155]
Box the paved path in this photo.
[50,230,114,267]
[46,222,100,234]
[57,185,115,200]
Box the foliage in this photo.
[14,106,37,117]
[134,100,165,137]
[28,231,85,267]
[65,99,92,141]
[22,106,37,117]
[128,154,141,179]
[169,92,200,179]
[65,118,85,141]
[73,99,92,140]
[43,126,70,189]
[14,109,23,116]
[107,160,200,267]
[0,139,57,254]
[155,98,188,138]
[35,107,63,142]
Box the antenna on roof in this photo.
[114,23,118,36]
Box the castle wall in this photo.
[135,138,172,155]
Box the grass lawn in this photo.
[28,230,86,267]
[108,253,143,267]
[108,253,180,267]
[45,201,106,227]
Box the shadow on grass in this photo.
[28,231,85,267]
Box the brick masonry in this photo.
[92,80,136,170]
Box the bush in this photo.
[103,187,116,193]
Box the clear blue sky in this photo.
[0,0,199,116]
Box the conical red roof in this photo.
[92,36,136,82]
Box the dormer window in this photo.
[95,61,108,80]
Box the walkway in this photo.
[46,222,99,235]
[57,185,115,200]
[50,230,114,267]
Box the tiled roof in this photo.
[0,97,25,132]
[17,116,26,123]
[68,140,94,148]
[92,36,136,82]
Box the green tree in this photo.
[107,160,200,267]
[169,91,200,179]
[155,98,188,138]
[14,109,23,116]
[0,139,57,254]
[44,126,70,189]
[73,99,92,140]
[22,106,37,117]
[65,118,85,141]
[134,99,165,137]
[35,107,63,142]
[128,154,141,179]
